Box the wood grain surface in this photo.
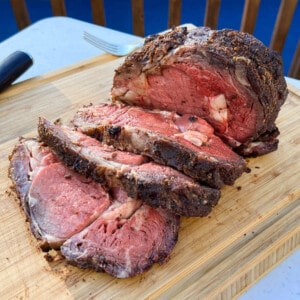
[0,54,299,300]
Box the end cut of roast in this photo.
[8,138,111,250]
[38,117,221,217]
[111,26,288,156]
[9,139,180,278]
[73,103,248,188]
[61,188,180,278]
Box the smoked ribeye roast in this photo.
[8,25,288,279]
[8,138,180,278]
[111,26,288,156]
[38,117,220,217]
[73,103,248,188]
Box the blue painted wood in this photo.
[0,0,299,74]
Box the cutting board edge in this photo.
[207,203,300,300]
[145,189,300,299]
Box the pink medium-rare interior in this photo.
[62,204,173,277]
[60,187,178,278]
[76,104,241,161]
[66,125,148,166]
[29,162,110,241]
[120,62,263,145]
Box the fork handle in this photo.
[0,51,33,93]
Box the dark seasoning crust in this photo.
[201,29,286,154]
[117,26,189,70]
[204,29,287,137]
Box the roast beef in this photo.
[111,26,288,156]
[9,138,111,250]
[9,138,180,278]
[72,103,248,188]
[61,188,180,278]
[38,117,220,217]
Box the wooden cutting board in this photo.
[0,54,299,300]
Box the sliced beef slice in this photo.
[61,188,180,278]
[111,26,288,156]
[72,103,248,188]
[9,138,111,249]
[38,117,221,217]
[9,140,180,277]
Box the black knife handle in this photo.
[0,51,33,92]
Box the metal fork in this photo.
[83,31,145,56]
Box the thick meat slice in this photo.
[61,188,180,278]
[38,117,220,217]
[111,26,288,156]
[73,103,248,188]
[9,138,111,249]
[9,140,179,277]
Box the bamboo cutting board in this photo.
[0,54,299,300]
